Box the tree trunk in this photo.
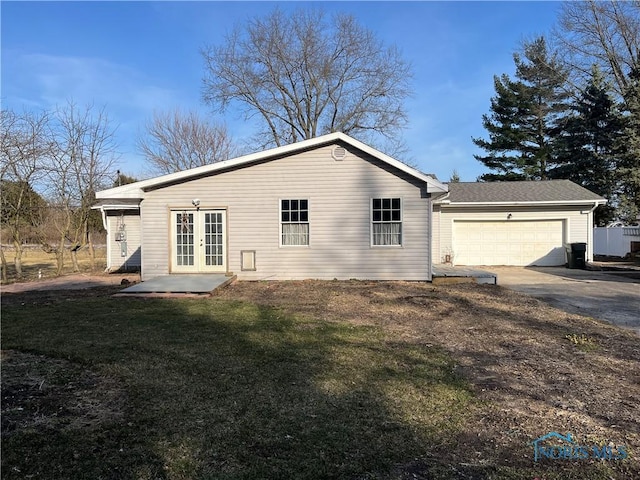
[0,246,8,283]
[55,248,64,276]
[56,233,66,276]
[86,223,96,269]
[12,240,23,279]
[70,248,80,272]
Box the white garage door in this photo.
[453,220,565,266]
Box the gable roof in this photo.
[436,180,606,206]
[96,132,447,201]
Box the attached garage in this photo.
[453,219,565,266]
[432,181,606,267]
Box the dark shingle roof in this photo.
[445,180,605,204]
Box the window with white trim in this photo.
[372,198,402,246]
[281,199,309,246]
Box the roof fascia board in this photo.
[96,132,447,199]
[91,203,140,210]
[443,199,607,207]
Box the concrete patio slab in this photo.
[119,274,235,295]
[432,265,497,284]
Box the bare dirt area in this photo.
[214,280,640,476]
[1,272,140,296]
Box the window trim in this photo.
[371,197,403,247]
[279,198,310,247]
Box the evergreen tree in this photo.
[473,37,571,181]
[617,66,640,223]
[552,66,624,225]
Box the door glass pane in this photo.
[203,212,224,266]
[176,212,194,266]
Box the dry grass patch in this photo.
[1,279,638,479]
[1,245,107,284]
[1,350,125,435]
[216,280,640,478]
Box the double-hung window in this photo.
[281,199,309,246]
[372,198,402,246]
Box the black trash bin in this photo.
[565,245,574,268]
[569,242,587,269]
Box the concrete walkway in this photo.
[120,274,236,295]
[487,266,640,335]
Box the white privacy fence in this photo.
[593,227,640,257]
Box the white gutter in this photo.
[432,192,451,204]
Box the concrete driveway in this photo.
[487,266,640,335]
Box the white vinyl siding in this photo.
[106,211,141,271]
[433,205,594,266]
[139,144,431,281]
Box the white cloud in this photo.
[2,51,196,175]
[4,52,178,113]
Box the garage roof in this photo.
[441,180,606,205]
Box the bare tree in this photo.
[555,0,640,99]
[0,109,51,279]
[201,7,413,150]
[138,109,235,175]
[45,101,119,274]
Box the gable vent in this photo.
[332,145,347,161]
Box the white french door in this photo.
[171,209,226,273]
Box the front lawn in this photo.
[2,281,638,479]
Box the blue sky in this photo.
[2,1,561,182]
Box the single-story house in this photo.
[94,132,448,281]
[94,133,606,280]
[432,180,606,266]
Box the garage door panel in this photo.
[454,220,565,266]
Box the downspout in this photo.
[586,202,599,263]
[99,206,108,230]
[99,206,111,272]
[427,195,433,282]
